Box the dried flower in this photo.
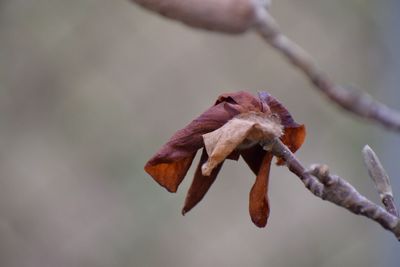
[145,91,305,227]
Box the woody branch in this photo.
[131,0,400,132]
[267,138,400,240]
[253,8,400,131]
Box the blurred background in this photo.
[0,0,399,266]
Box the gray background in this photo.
[0,0,399,266]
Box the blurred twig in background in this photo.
[132,0,400,131]
[254,9,400,132]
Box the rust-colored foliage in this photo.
[145,91,305,227]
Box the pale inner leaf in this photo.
[202,113,282,176]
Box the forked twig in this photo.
[267,138,400,240]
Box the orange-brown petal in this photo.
[182,149,224,214]
[276,124,306,165]
[145,155,196,192]
[249,152,273,227]
[281,125,306,153]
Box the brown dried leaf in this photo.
[249,152,273,227]
[276,125,306,165]
[202,113,282,176]
[145,156,196,192]
[145,91,307,227]
[258,91,300,129]
[182,149,224,215]
[258,91,306,164]
[216,91,264,112]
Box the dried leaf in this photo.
[145,91,262,192]
[202,113,282,176]
[258,91,300,128]
[258,91,306,164]
[145,91,306,227]
[182,149,224,215]
[216,91,264,112]
[240,144,266,175]
[145,156,196,192]
[249,152,273,227]
[276,125,306,165]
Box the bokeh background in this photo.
[0,0,399,266]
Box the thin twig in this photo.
[131,0,267,33]
[362,145,398,216]
[266,138,400,240]
[253,8,400,131]
[132,0,400,131]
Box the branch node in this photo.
[309,164,336,186]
